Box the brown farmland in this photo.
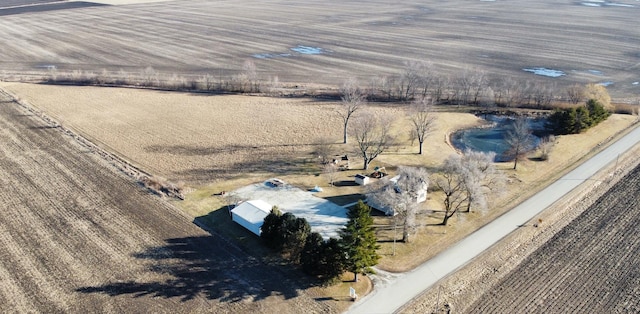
[466,163,640,313]
[0,91,336,312]
[0,0,639,98]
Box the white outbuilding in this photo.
[230,200,273,236]
[354,174,370,185]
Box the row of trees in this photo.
[546,99,612,135]
[44,59,620,111]
[261,201,379,282]
[338,79,436,170]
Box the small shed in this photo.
[230,200,273,236]
[355,174,370,185]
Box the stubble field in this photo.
[1,0,639,98]
[0,90,336,313]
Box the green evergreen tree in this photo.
[281,215,311,262]
[301,232,325,276]
[339,200,380,282]
[574,106,592,133]
[261,206,283,249]
[586,98,610,124]
[301,234,346,281]
[320,237,346,281]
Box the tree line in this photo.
[41,59,623,112]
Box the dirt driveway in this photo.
[0,90,335,313]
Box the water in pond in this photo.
[451,115,546,162]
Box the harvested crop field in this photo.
[466,163,640,313]
[1,0,639,98]
[0,91,336,313]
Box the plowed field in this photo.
[0,91,334,312]
[466,164,640,313]
[1,0,639,98]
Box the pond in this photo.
[451,115,547,162]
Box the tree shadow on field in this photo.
[76,234,311,303]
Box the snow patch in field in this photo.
[580,0,635,7]
[598,81,614,86]
[588,69,604,75]
[252,53,291,59]
[290,46,324,55]
[523,68,565,77]
[606,2,635,7]
[632,82,639,85]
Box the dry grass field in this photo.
[0,82,481,186]
[1,0,639,99]
[0,90,349,313]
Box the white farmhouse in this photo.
[366,175,428,216]
[230,200,273,236]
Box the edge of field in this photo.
[399,124,640,313]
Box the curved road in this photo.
[348,123,640,314]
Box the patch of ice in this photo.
[252,53,292,59]
[581,2,602,6]
[290,46,323,55]
[588,69,604,75]
[523,68,566,78]
[598,81,614,86]
[632,82,639,85]
[252,53,273,59]
[606,2,635,7]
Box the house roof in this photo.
[231,200,273,224]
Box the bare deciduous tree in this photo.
[434,151,504,225]
[399,60,431,101]
[323,163,338,186]
[505,117,535,170]
[350,112,392,170]
[338,78,366,144]
[434,155,469,226]
[200,74,215,91]
[431,74,449,103]
[538,135,556,161]
[141,66,157,86]
[459,150,503,213]
[566,84,585,104]
[408,97,436,155]
[366,166,429,243]
[313,136,335,165]
[241,60,258,92]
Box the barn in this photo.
[230,200,273,236]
